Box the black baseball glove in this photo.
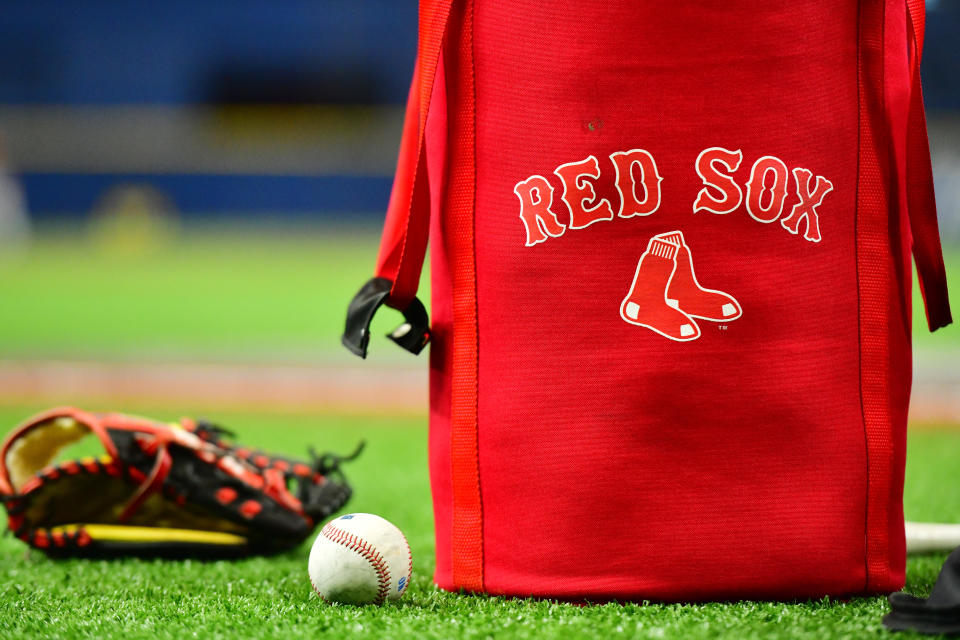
[0,407,360,557]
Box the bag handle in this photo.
[345,0,951,358]
[904,0,952,331]
[342,1,454,358]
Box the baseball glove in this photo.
[0,407,360,557]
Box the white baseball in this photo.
[308,513,412,605]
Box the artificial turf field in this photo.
[0,226,958,639]
[0,407,958,640]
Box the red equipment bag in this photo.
[343,0,953,601]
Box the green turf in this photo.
[1,405,959,640]
[0,227,955,361]
[0,225,427,363]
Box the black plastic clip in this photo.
[341,277,430,358]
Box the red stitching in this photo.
[403,537,413,596]
[321,523,392,604]
[308,571,331,604]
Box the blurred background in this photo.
[0,0,956,419]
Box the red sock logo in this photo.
[620,231,741,341]
[620,237,701,341]
[653,231,741,322]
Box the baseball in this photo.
[308,513,412,605]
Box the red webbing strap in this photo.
[904,0,952,330]
[905,0,925,52]
[373,1,454,310]
[375,0,483,590]
[374,62,422,297]
[446,0,483,592]
[858,0,895,592]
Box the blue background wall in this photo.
[0,1,956,220]
[0,1,417,105]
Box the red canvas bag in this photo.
[344,0,952,601]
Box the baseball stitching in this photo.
[320,523,392,603]
[402,538,413,596]
[309,574,329,603]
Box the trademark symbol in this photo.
[718,325,728,331]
